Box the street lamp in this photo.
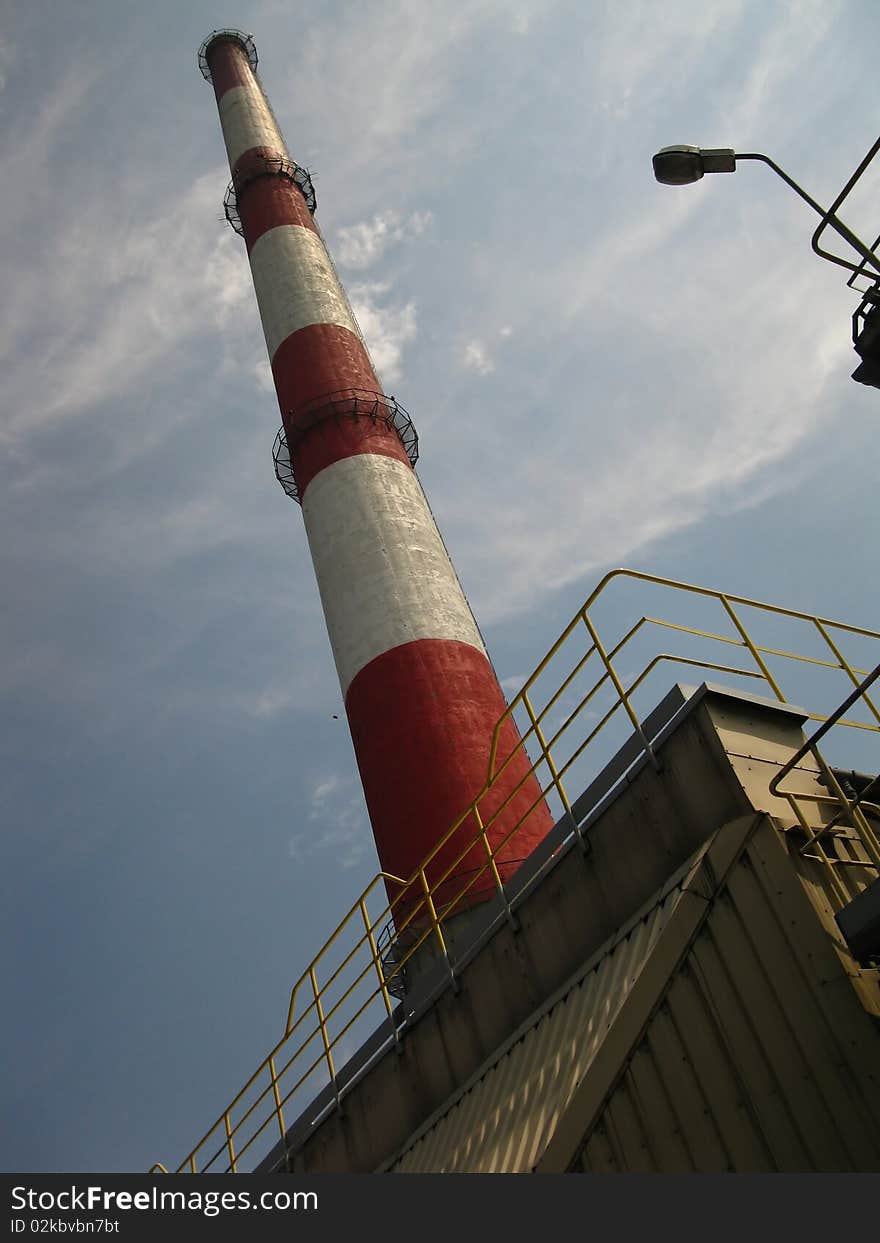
[652,141,880,388]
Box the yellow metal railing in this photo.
[150,569,880,1174]
[769,661,880,908]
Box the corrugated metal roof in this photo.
[389,883,685,1173]
[572,823,880,1172]
[390,813,880,1173]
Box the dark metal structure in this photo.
[272,391,419,503]
[224,157,317,235]
[653,134,880,390]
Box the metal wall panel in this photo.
[390,888,683,1173]
[572,827,880,1172]
[390,814,880,1174]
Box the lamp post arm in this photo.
[810,133,880,284]
[735,151,880,278]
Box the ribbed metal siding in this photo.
[391,888,684,1173]
[573,832,880,1172]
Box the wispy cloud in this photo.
[349,281,418,385]
[2,0,876,1181]
[288,774,371,871]
[460,323,516,376]
[333,210,428,385]
[252,358,276,394]
[266,0,554,200]
[405,1,855,626]
[430,197,850,627]
[462,341,495,375]
[1,170,254,446]
[0,57,267,462]
[246,687,296,719]
[335,209,432,270]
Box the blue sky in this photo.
[2,0,879,1173]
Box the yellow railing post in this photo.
[521,690,587,851]
[268,1055,286,1142]
[786,759,869,910]
[473,802,506,897]
[720,596,785,701]
[768,660,880,907]
[223,1113,237,1174]
[419,867,457,988]
[580,610,660,771]
[309,967,338,1106]
[473,802,518,927]
[360,899,400,1043]
[522,690,572,818]
[814,619,880,729]
[800,750,880,873]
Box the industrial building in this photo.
[151,30,880,1175]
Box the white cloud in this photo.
[349,282,418,385]
[462,341,495,375]
[310,776,342,808]
[335,209,432,270]
[726,1,841,138]
[1,1,854,651]
[432,205,850,627]
[0,164,255,447]
[591,0,745,113]
[266,0,555,201]
[404,2,856,628]
[247,687,296,719]
[288,774,371,871]
[252,358,275,394]
[3,0,878,1181]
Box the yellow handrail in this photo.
[152,569,880,1173]
[769,661,880,906]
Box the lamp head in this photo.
[652,145,737,185]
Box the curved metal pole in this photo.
[736,152,880,278]
[810,134,880,278]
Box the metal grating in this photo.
[273,391,419,503]
[224,157,316,235]
[197,29,258,82]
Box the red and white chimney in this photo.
[199,29,553,920]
